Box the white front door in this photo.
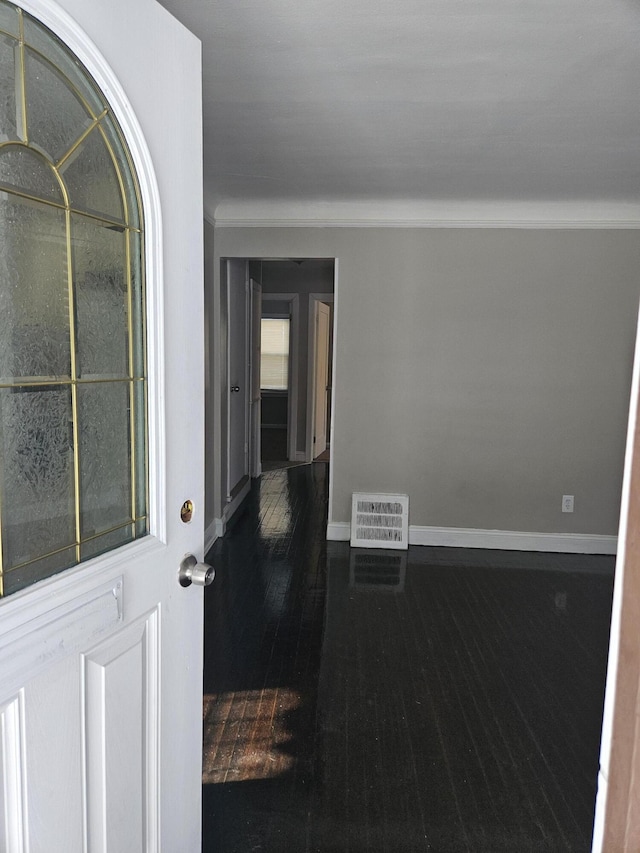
[0,1,205,851]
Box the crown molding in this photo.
[212,199,640,229]
[203,198,217,226]
[215,218,640,229]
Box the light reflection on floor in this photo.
[203,688,300,783]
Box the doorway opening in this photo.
[259,293,299,470]
[259,259,335,470]
[221,257,335,485]
[260,315,292,467]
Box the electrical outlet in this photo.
[562,495,574,513]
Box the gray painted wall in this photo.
[213,227,640,537]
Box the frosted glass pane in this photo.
[0,34,19,142]
[3,546,76,596]
[61,125,124,222]
[24,47,93,162]
[0,386,75,570]
[0,195,70,381]
[0,2,146,596]
[78,382,132,538]
[22,15,105,117]
[81,525,133,562]
[72,214,128,378]
[100,114,140,229]
[0,2,19,37]
[0,145,64,202]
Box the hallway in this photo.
[202,464,614,852]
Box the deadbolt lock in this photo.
[180,500,194,524]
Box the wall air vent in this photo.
[350,493,409,550]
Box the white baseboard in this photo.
[327,521,617,554]
[409,525,617,554]
[293,451,307,462]
[213,480,252,542]
[327,522,350,541]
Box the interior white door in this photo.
[313,302,331,459]
[227,259,249,498]
[0,1,205,851]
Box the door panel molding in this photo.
[83,609,160,853]
[0,693,28,853]
[0,576,124,703]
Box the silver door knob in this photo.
[231,386,240,392]
[179,554,215,587]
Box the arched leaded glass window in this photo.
[0,0,147,596]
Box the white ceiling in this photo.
[155,0,640,223]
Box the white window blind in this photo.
[260,318,290,390]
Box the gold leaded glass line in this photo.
[7,516,148,575]
[56,108,108,170]
[16,6,27,143]
[0,175,142,231]
[0,0,147,596]
[5,13,141,228]
[0,377,146,389]
[65,202,81,564]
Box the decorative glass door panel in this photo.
[0,0,147,597]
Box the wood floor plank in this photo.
[202,463,614,852]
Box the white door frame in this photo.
[306,293,334,463]
[249,278,262,478]
[225,259,250,506]
[262,292,300,462]
[592,302,640,850]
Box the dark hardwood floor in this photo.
[202,463,614,852]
